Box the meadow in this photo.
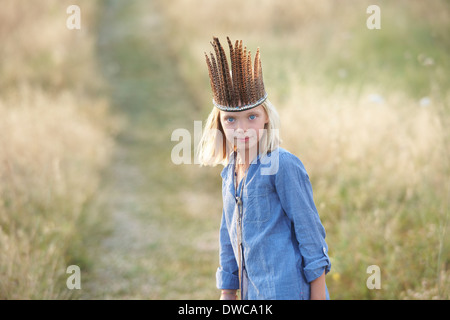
[160,0,449,299]
[0,0,448,300]
[0,0,117,299]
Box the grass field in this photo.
[159,0,449,299]
[0,0,116,299]
[1,0,448,299]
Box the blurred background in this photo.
[0,0,448,299]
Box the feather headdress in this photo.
[205,37,267,112]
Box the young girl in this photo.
[198,37,331,300]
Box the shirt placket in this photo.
[234,167,248,299]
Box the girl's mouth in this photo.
[236,137,250,142]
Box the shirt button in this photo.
[323,247,327,254]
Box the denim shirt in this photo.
[216,147,331,299]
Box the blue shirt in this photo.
[216,147,331,299]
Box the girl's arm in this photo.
[274,152,331,298]
[220,289,237,300]
[310,271,326,300]
[216,209,240,298]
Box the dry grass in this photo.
[3,0,446,300]
[0,0,116,299]
[281,86,449,299]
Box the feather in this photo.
[211,53,221,103]
[217,37,233,107]
[237,40,245,106]
[210,51,222,105]
[211,38,226,105]
[254,48,261,99]
[258,51,265,97]
[205,52,216,101]
[247,50,255,104]
[233,40,241,105]
[242,46,248,105]
[227,37,236,106]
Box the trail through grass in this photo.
[81,0,222,299]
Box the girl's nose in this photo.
[235,127,245,135]
[236,119,247,132]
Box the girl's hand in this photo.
[220,290,237,300]
[310,271,327,300]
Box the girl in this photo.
[198,37,331,300]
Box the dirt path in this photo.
[80,0,221,299]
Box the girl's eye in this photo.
[249,114,256,120]
[226,117,235,123]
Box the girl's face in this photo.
[220,105,269,154]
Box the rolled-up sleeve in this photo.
[216,209,239,290]
[275,152,331,283]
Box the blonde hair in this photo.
[197,99,281,166]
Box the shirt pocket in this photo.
[244,186,271,223]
